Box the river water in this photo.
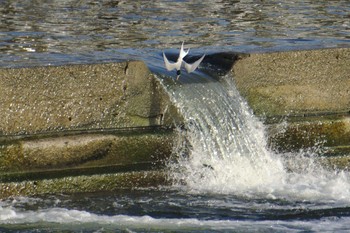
[1,0,350,232]
[0,0,349,67]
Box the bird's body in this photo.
[163,42,205,79]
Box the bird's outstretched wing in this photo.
[183,54,205,73]
[163,52,180,71]
[179,41,190,59]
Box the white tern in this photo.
[163,42,205,79]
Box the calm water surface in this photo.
[1,0,350,232]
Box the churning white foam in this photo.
[166,74,350,202]
[2,204,350,232]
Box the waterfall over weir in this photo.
[159,70,350,202]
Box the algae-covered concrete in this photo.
[267,115,350,152]
[0,128,174,198]
[0,171,169,198]
[0,130,175,173]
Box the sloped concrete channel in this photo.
[0,48,349,198]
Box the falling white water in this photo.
[166,74,350,202]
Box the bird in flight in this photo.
[163,42,205,80]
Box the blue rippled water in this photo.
[0,0,349,67]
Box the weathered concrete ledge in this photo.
[232,48,350,117]
[0,61,182,135]
[232,47,350,169]
[0,61,181,198]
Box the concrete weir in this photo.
[0,47,349,197]
[0,61,182,198]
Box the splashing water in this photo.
[165,73,350,203]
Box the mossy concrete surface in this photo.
[0,171,169,199]
[267,115,350,152]
[0,129,175,174]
